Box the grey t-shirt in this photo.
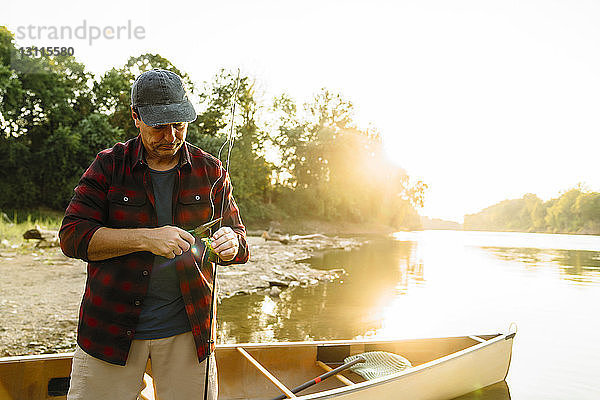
[134,166,191,339]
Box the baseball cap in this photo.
[131,69,197,126]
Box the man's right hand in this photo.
[142,226,196,259]
[87,226,195,261]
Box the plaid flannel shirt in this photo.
[59,135,249,365]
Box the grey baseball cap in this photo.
[131,69,197,126]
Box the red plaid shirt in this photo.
[59,135,249,365]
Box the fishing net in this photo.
[344,351,412,380]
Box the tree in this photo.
[545,189,580,233]
[271,88,425,227]
[0,27,97,209]
[573,191,600,233]
[463,188,600,234]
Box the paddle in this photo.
[268,356,366,400]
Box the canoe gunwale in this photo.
[0,352,74,363]
[214,333,503,351]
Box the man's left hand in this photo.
[211,227,239,262]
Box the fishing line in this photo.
[203,69,241,400]
[208,71,241,225]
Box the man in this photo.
[59,68,249,400]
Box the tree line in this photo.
[0,27,425,229]
[464,187,600,234]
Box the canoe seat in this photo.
[316,361,354,386]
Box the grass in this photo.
[0,209,63,245]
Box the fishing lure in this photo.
[200,237,219,263]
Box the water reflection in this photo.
[480,247,547,266]
[218,238,423,343]
[481,246,600,284]
[452,381,511,400]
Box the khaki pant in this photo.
[67,332,217,400]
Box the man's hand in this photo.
[87,226,195,261]
[142,226,195,259]
[211,227,239,262]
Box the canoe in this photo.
[0,328,516,400]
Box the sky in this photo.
[6,0,600,222]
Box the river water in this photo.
[217,230,600,399]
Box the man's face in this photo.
[133,109,188,163]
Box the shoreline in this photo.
[0,232,366,357]
[218,235,361,300]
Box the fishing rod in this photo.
[203,69,241,400]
